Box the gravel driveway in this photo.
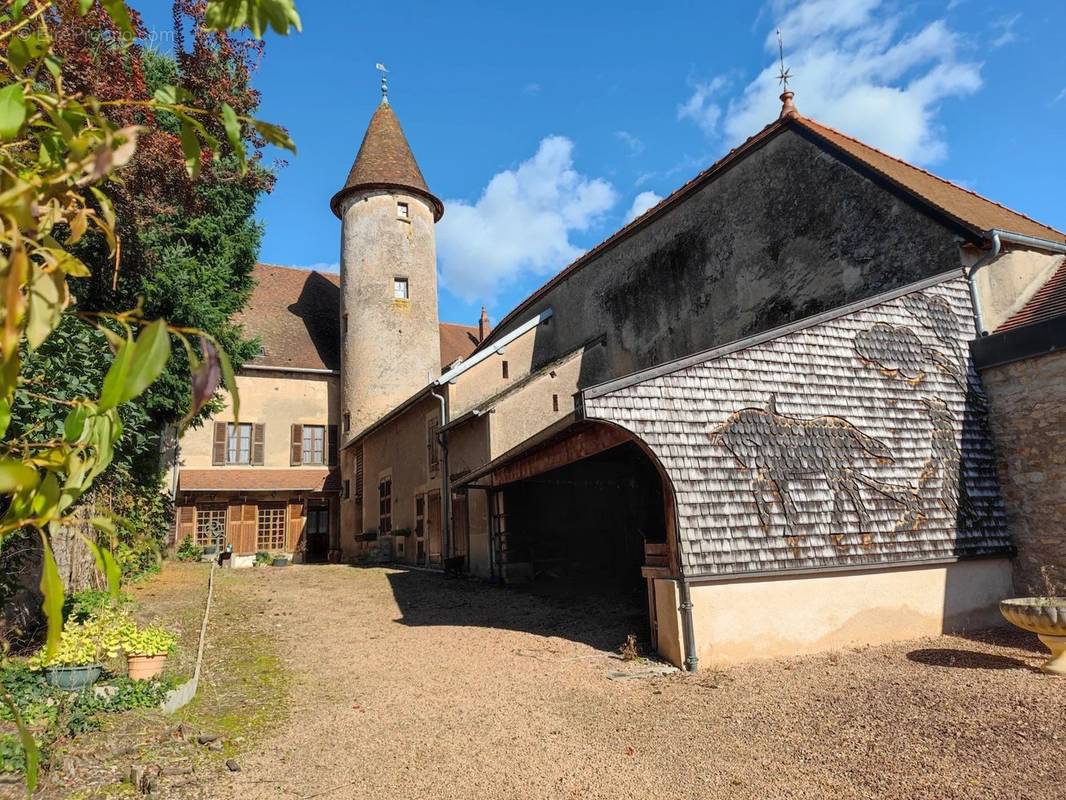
[204,564,1063,800]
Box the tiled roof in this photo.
[178,468,340,493]
[329,101,443,220]
[439,322,480,367]
[583,275,1008,577]
[238,264,341,371]
[481,113,1064,350]
[997,256,1066,332]
[238,263,479,373]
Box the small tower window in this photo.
[397,202,409,219]
[342,313,349,335]
[343,412,351,433]
[552,394,559,412]
[502,361,509,379]
[394,278,409,300]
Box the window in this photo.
[552,394,559,412]
[427,419,440,475]
[343,412,351,433]
[302,425,326,465]
[342,479,350,500]
[343,313,349,335]
[415,494,425,565]
[227,422,252,464]
[195,506,227,547]
[397,202,409,219]
[257,504,286,551]
[379,477,392,534]
[393,277,409,300]
[502,360,509,379]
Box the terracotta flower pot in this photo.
[1000,598,1066,675]
[127,653,167,681]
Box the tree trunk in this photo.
[50,500,101,594]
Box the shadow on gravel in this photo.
[383,568,647,653]
[905,648,1031,671]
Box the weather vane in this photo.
[375,63,388,102]
[776,30,792,91]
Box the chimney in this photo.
[478,306,491,342]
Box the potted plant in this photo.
[122,624,178,680]
[29,607,129,690]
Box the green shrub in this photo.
[63,589,132,624]
[121,624,177,657]
[27,608,133,669]
[254,551,272,566]
[175,536,202,562]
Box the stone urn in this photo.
[1000,598,1066,675]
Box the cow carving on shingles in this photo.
[707,396,922,538]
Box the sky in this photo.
[136,0,1066,327]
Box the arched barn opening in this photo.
[483,423,675,650]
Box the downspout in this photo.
[965,231,1001,337]
[677,572,699,672]
[430,388,451,562]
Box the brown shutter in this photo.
[239,503,258,554]
[212,422,227,465]
[176,505,195,544]
[290,424,303,466]
[354,446,364,501]
[251,423,265,465]
[327,425,338,467]
[287,500,304,552]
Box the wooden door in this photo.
[427,491,442,566]
[451,492,469,559]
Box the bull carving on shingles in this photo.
[707,396,921,536]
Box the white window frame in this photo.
[226,422,252,464]
[302,424,326,465]
[393,277,409,300]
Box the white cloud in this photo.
[624,191,663,223]
[614,130,645,156]
[437,136,617,302]
[1055,87,1066,104]
[682,1,982,165]
[990,13,1020,48]
[677,76,729,136]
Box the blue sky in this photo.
[137,0,1066,327]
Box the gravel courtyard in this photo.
[155,563,1064,800]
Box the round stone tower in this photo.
[330,96,444,437]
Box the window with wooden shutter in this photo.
[176,505,195,543]
[354,446,364,501]
[290,424,303,466]
[251,423,265,465]
[212,422,227,465]
[327,425,338,466]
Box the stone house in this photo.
[171,262,482,561]
[177,87,1066,668]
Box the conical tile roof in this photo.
[330,101,443,220]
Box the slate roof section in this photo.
[238,263,480,373]
[179,468,340,493]
[997,256,1066,332]
[479,113,1063,352]
[329,101,443,220]
[582,275,1009,577]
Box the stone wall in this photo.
[980,348,1066,595]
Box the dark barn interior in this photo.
[501,442,666,615]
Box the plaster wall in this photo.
[447,319,540,418]
[653,559,1012,668]
[340,189,440,436]
[971,249,1064,333]
[180,371,338,470]
[484,129,964,390]
[981,349,1066,594]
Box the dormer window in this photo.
[397,202,409,219]
[394,277,409,300]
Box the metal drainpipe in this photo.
[966,231,1001,337]
[677,572,699,672]
[430,389,451,561]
